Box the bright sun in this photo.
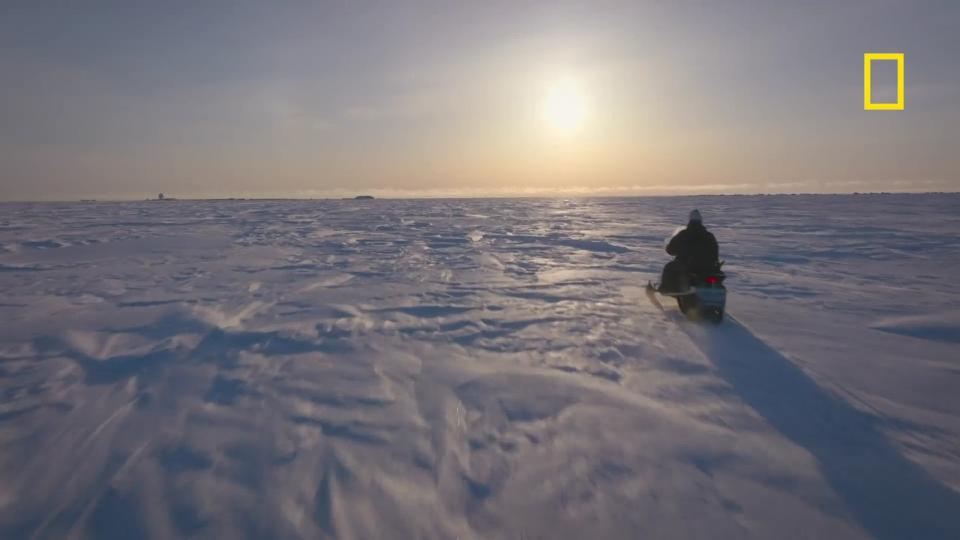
[542,79,587,135]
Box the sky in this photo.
[0,1,958,200]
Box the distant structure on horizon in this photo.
[158,193,164,200]
[354,195,375,200]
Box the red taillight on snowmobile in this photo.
[705,276,719,284]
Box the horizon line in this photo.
[2,190,958,204]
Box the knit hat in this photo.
[688,209,702,223]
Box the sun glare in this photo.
[542,79,587,135]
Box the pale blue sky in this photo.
[1,1,957,199]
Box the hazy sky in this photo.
[1,1,958,200]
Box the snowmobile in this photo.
[647,262,726,323]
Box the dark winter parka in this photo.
[666,221,719,274]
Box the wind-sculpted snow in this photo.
[0,195,958,539]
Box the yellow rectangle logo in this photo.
[864,53,904,110]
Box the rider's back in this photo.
[666,222,719,274]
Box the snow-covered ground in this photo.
[1,194,958,539]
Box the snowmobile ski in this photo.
[645,282,665,310]
[648,282,696,297]
[647,280,725,324]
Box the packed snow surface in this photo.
[1,194,959,539]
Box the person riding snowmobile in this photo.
[660,209,719,293]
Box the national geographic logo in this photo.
[864,53,904,110]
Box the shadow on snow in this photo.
[682,317,960,540]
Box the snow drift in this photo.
[1,194,958,539]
